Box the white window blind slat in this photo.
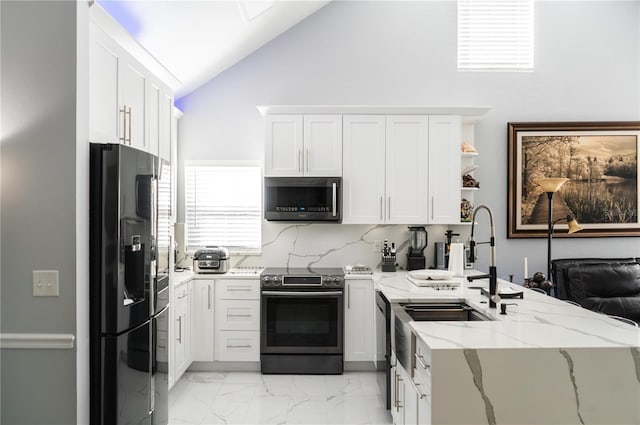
[157,161,171,249]
[185,162,262,253]
[457,0,534,71]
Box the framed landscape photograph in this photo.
[508,122,640,238]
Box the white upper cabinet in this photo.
[89,12,174,158]
[265,115,342,176]
[89,24,120,144]
[265,115,303,176]
[343,115,428,224]
[428,115,462,224]
[303,115,343,176]
[385,116,429,224]
[342,115,386,224]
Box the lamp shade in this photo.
[535,177,569,193]
[567,215,583,234]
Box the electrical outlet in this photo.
[373,240,382,252]
[33,270,59,297]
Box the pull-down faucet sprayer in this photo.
[467,205,500,308]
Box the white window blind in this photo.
[185,162,262,254]
[157,161,172,249]
[457,0,534,70]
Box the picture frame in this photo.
[508,122,640,238]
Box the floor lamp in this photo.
[535,178,583,290]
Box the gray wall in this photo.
[176,0,640,279]
[1,1,87,423]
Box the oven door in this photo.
[261,289,344,354]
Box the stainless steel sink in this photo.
[392,302,492,370]
[401,302,492,322]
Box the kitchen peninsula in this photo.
[377,272,640,425]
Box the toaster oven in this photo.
[193,247,230,274]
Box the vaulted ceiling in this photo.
[97,0,331,98]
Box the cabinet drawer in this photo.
[413,333,432,392]
[217,279,259,299]
[175,283,190,300]
[216,331,260,362]
[216,299,260,331]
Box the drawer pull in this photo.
[415,353,430,370]
[227,314,252,318]
[227,345,252,349]
[412,380,428,399]
[177,292,188,299]
[227,288,252,291]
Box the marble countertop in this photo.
[171,268,262,287]
[376,271,640,350]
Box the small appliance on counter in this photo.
[193,246,230,273]
[407,226,427,271]
[381,240,396,272]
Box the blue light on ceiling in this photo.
[96,0,142,38]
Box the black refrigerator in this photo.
[90,143,170,425]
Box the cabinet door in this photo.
[147,79,161,157]
[173,287,190,380]
[159,90,173,162]
[344,279,375,362]
[191,280,214,361]
[303,115,342,176]
[385,116,429,224]
[342,115,386,224]
[428,115,461,224]
[121,58,147,151]
[403,365,418,425]
[89,24,120,144]
[265,115,303,176]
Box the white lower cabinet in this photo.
[191,279,214,361]
[391,335,432,425]
[344,278,375,362]
[173,281,191,382]
[216,330,261,362]
[215,279,260,362]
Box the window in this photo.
[185,161,262,254]
[457,0,534,71]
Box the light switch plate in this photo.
[33,270,59,297]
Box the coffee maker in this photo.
[407,226,427,270]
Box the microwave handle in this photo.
[332,182,337,217]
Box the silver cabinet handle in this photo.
[177,292,188,299]
[208,285,211,310]
[119,106,127,144]
[227,287,252,291]
[298,149,302,172]
[332,182,337,217]
[347,285,351,309]
[388,196,391,220]
[380,197,383,220]
[126,106,132,145]
[306,149,310,172]
[177,316,182,343]
[431,196,435,220]
[227,314,252,318]
[413,381,428,399]
[415,352,430,370]
[227,345,252,349]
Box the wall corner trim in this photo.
[0,333,75,350]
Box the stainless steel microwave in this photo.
[264,177,342,222]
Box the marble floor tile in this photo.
[169,371,392,425]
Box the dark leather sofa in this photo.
[551,258,640,323]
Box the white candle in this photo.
[524,257,528,279]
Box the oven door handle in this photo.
[261,291,343,296]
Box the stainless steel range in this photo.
[260,267,344,374]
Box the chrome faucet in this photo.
[466,205,499,308]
